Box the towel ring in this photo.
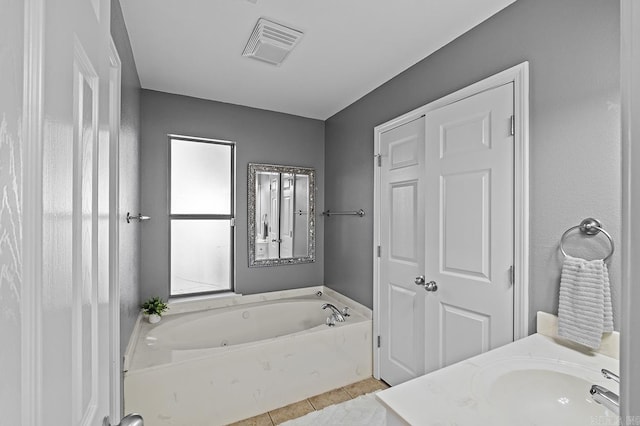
[560,218,614,262]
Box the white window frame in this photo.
[168,134,236,297]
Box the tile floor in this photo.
[229,377,390,426]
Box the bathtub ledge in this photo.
[165,285,326,315]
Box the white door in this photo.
[269,176,280,258]
[280,174,294,257]
[379,116,426,385]
[424,83,514,372]
[39,0,114,424]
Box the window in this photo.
[169,135,235,296]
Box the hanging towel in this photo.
[602,263,614,332]
[557,255,613,349]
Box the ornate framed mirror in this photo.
[248,163,315,267]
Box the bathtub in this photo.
[124,287,372,425]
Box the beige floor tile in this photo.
[308,388,352,410]
[268,400,315,425]
[342,377,390,398]
[227,412,273,426]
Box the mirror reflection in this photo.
[248,163,315,267]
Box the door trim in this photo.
[21,0,45,424]
[373,62,530,378]
[621,0,640,417]
[108,37,122,422]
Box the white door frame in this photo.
[108,37,122,422]
[621,0,640,417]
[22,0,45,424]
[373,62,529,378]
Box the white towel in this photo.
[557,255,613,349]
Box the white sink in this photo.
[472,357,618,425]
[376,326,621,425]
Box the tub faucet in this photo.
[590,368,620,414]
[321,303,345,322]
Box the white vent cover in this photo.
[242,18,304,66]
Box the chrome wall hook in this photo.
[126,212,151,224]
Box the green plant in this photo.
[141,297,169,316]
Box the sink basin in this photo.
[472,357,618,425]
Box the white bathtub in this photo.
[124,287,372,426]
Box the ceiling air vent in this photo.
[242,18,304,66]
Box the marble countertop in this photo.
[376,332,619,425]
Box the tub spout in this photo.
[321,303,346,322]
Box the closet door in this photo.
[377,83,515,386]
[423,83,515,372]
[378,116,426,385]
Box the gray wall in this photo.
[111,0,142,356]
[324,0,621,332]
[140,90,325,301]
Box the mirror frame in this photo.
[247,163,316,267]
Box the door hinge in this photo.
[510,115,515,136]
[375,154,382,167]
[377,335,381,348]
[377,245,381,257]
[230,218,236,227]
[509,265,515,285]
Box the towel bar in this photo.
[322,209,365,217]
[560,218,614,262]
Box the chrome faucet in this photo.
[321,303,346,322]
[601,368,619,383]
[590,368,620,414]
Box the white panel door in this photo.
[280,175,294,257]
[269,176,280,258]
[40,0,113,424]
[424,83,514,372]
[379,116,426,385]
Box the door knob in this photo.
[424,281,438,292]
[414,275,426,286]
[104,413,144,426]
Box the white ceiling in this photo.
[120,0,517,120]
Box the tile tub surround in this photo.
[124,288,373,425]
[376,313,619,425]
